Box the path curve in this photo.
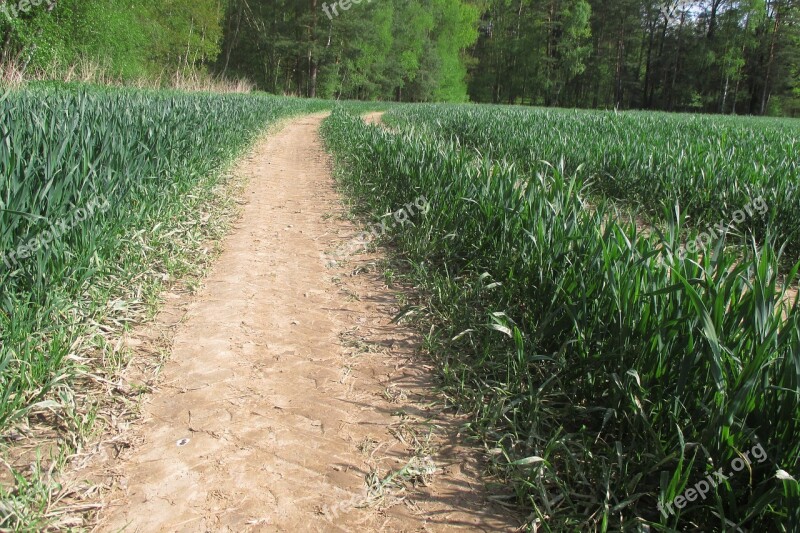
[93,114,515,532]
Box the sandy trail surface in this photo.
[92,114,516,532]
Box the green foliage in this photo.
[470,0,800,116]
[430,0,480,102]
[218,0,479,102]
[556,0,592,79]
[385,104,800,263]
[148,0,224,70]
[469,0,594,106]
[322,105,800,529]
[1,0,226,80]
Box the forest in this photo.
[1,0,799,113]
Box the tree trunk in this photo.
[642,12,657,108]
[730,14,751,114]
[546,0,556,106]
[651,11,670,107]
[308,0,318,98]
[668,11,686,110]
[707,0,723,40]
[760,3,781,115]
[615,36,624,108]
[221,0,244,77]
[721,73,730,113]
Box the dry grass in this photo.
[0,58,254,94]
[0,62,25,88]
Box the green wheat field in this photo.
[1,85,798,530]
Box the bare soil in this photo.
[85,114,517,532]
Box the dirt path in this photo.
[90,114,516,532]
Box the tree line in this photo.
[217,0,480,101]
[472,0,800,115]
[1,0,798,115]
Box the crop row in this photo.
[384,104,800,263]
[322,107,800,530]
